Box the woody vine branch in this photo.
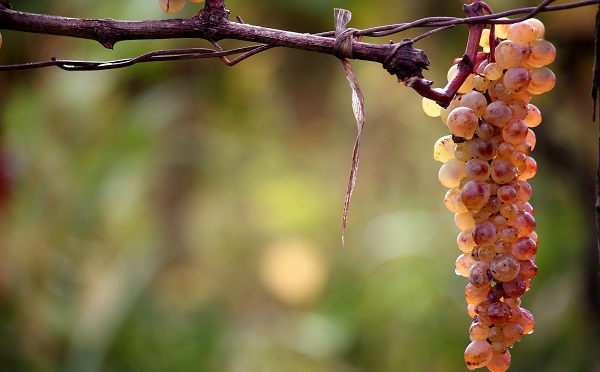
[0,0,598,106]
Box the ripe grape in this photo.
[433,135,456,163]
[446,187,469,213]
[487,350,511,372]
[447,107,479,139]
[469,321,490,341]
[503,68,530,93]
[495,41,522,69]
[464,340,493,370]
[469,261,493,288]
[528,67,556,94]
[457,228,477,253]
[456,253,477,277]
[528,39,556,67]
[484,101,513,127]
[461,91,488,117]
[456,212,476,230]
[461,179,491,212]
[494,19,511,40]
[465,159,491,180]
[439,158,466,188]
[484,63,504,81]
[490,253,520,282]
[423,89,444,117]
[507,22,538,46]
[501,119,528,145]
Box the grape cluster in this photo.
[424,18,555,371]
[158,0,204,14]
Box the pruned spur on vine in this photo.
[0,0,599,371]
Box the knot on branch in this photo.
[383,39,430,84]
[199,0,229,23]
[333,8,358,59]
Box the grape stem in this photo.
[0,0,597,81]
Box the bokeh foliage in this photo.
[0,1,598,371]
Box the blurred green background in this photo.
[0,1,598,371]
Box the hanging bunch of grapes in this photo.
[423,18,555,371]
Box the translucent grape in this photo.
[455,142,472,162]
[476,122,497,140]
[456,212,476,230]
[494,19,511,39]
[461,91,488,117]
[461,180,491,212]
[499,203,518,219]
[516,180,532,202]
[447,64,459,82]
[473,221,498,247]
[488,80,513,102]
[511,236,537,260]
[473,75,491,92]
[447,107,479,139]
[528,67,556,95]
[508,211,536,236]
[480,28,491,52]
[469,321,490,340]
[433,135,456,163]
[495,41,522,69]
[501,119,528,145]
[457,228,478,253]
[490,253,520,282]
[484,63,504,81]
[439,159,466,188]
[523,104,542,127]
[446,187,469,213]
[423,89,444,117]
[507,21,538,46]
[158,0,186,13]
[496,142,515,159]
[525,129,537,150]
[504,297,521,309]
[502,322,524,346]
[488,326,504,343]
[464,340,493,370]
[456,253,477,277]
[518,156,537,180]
[466,283,490,305]
[497,186,517,203]
[526,18,545,39]
[490,158,516,184]
[487,350,511,372]
[507,99,530,120]
[517,307,535,334]
[502,276,527,298]
[519,259,538,279]
[503,67,530,94]
[465,159,491,180]
[528,39,556,68]
[469,261,493,288]
[441,98,461,124]
[469,138,497,161]
[484,101,513,127]
[459,74,476,94]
